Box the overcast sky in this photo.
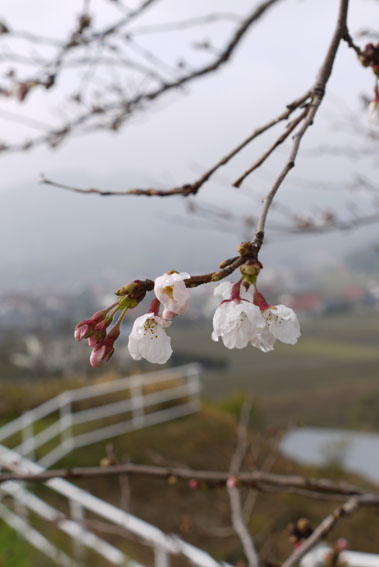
[0,0,378,289]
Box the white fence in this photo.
[301,544,379,567]
[0,365,378,567]
[0,363,201,468]
[0,443,232,567]
[0,364,236,567]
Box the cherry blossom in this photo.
[253,288,300,345]
[212,282,265,349]
[154,271,191,320]
[250,326,276,352]
[262,304,300,344]
[128,313,172,364]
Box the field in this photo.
[172,312,379,429]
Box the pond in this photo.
[281,427,379,485]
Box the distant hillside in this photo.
[2,172,379,291]
[0,174,237,289]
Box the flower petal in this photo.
[154,272,191,316]
[263,304,300,344]
[128,314,173,364]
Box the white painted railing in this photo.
[301,543,379,567]
[0,365,235,567]
[0,443,232,567]
[1,366,377,567]
[0,364,201,468]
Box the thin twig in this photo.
[233,109,308,188]
[1,0,283,156]
[0,460,378,503]
[40,90,310,198]
[281,497,359,567]
[228,401,260,567]
[252,0,351,252]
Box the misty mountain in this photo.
[1,171,378,291]
[0,172,239,290]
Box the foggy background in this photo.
[0,0,378,293]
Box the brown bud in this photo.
[297,517,312,536]
[238,241,254,256]
[0,22,9,34]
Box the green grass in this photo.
[0,522,55,567]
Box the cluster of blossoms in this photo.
[75,259,300,368]
[75,272,191,367]
[211,261,300,352]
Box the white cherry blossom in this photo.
[212,283,265,349]
[128,313,172,364]
[262,304,300,345]
[154,271,191,319]
[250,326,276,352]
[214,281,253,302]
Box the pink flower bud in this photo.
[89,331,119,368]
[88,330,106,347]
[226,476,238,488]
[74,320,93,341]
[189,479,200,490]
[90,345,108,368]
[88,317,113,347]
[88,309,108,325]
[108,326,120,341]
[336,538,349,552]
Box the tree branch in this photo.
[281,497,359,567]
[40,90,310,197]
[0,461,377,503]
[228,401,260,567]
[252,0,351,252]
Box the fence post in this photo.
[59,393,73,452]
[69,499,86,559]
[154,546,170,567]
[187,365,201,411]
[20,411,35,460]
[130,376,145,428]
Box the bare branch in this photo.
[281,497,359,567]
[40,90,310,197]
[233,108,308,188]
[228,401,260,567]
[252,0,351,251]
[228,486,259,567]
[129,12,242,36]
[0,461,377,504]
[0,0,283,155]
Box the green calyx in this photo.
[240,262,260,285]
[118,296,138,310]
